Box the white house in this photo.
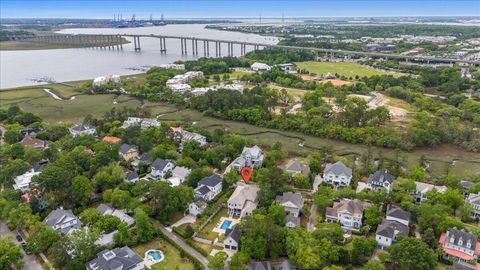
[189,199,207,216]
[69,123,96,137]
[276,192,304,218]
[231,145,264,171]
[466,192,480,219]
[367,171,395,192]
[224,225,242,251]
[170,127,207,148]
[86,246,144,270]
[121,117,160,129]
[251,62,271,72]
[44,207,81,234]
[227,182,260,217]
[323,161,353,188]
[150,158,175,180]
[166,166,191,186]
[13,168,41,192]
[194,174,222,201]
[375,208,411,248]
[325,199,370,231]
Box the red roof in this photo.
[439,233,480,261]
[102,136,121,143]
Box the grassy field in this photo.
[132,237,195,270]
[295,61,397,78]
[2,78,479,178]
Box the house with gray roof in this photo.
[460,180,475,196]
[276,192,304,218]
[224,225,242,251]
[440,228,480,261]
[248,259,297,270]
[69,123,96,137]
[231,145,264,172]
[375,219,409,248]
[325,199,370,231]
[124,171,139,183]
[131,153,151,170]
[86,246,144,270]
[323,161,352,188]
[97,204,134,226]
[119,144,139,161]
[453,261,477,270]
[386,207,411,226]
[414,181,447,203]
[282,160,310,176]
[167,166,191,187]
[285,214,301,228]
[44,207,80,234]
[228,182,260,217]
[194,174,222,201]
[367,170,395,192]
[150,158,175,180]
[466,192,480,219]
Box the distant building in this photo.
[228,182,260,217]
[277,63,296,73]
[119,144,139,161]
[251,62,271,72]
[69,123,96,137]
[121,117,160,129]
[460,180,475,197]
[170,127,207,149]
[20,136,49,150]
[194,174,222,202]
[367,171,395,192]
[86,246,144,270]
[102,136,122,144]
[323,161,352,188]
[231,145,264,172]
[439,228,480,262]
[92,75,121,87]
[325,199,370,231]
[466,192,480,219]
[282,160,310,176]
[124,171,140,183]
[166,166,191,186]
[413,181,447,203]
[13,167,41,192]
[224,225,242,251]
[44,207,80,234]
[150,158,175,180]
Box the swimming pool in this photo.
[220,220,232,230]
[147,250,163,261]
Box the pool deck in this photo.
[212,217,239,235]
[144,250,165,269]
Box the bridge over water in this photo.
[27,34,480,65]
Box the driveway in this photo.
[158,225,209,269]
[0,222,43,270]
[168,214,196,231]
[307,203,317,232]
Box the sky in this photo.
[1,0,479,19]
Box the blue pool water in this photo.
[148,250,162,261]
[220,220,232,230]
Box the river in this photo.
[0,24,278,89]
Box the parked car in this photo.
[15,235,23,242]
[21,242,31,255]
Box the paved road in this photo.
[0,222,43,270]
[159,225,209,269]
[168,214,196,231]
[307,203,317,232]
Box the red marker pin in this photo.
[240,167,253,183]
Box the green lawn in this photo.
[196,208,228,241]
[295,61,396,78]
[132,238,195,270]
